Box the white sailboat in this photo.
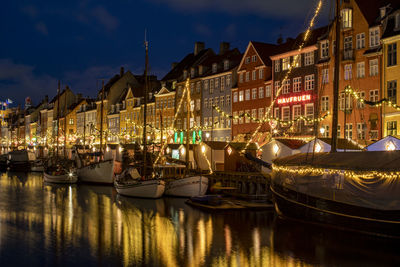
[114,33,165,198]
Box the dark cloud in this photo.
[90,6,119,31]
[194,24,212,37]
[35,22,49,35]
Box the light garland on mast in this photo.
[241,0,323,153]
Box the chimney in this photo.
[219,42,230,55]
[277,35,283,45]
[120,66,124,77]
[44,95,49,103]
[171,62,178,70]
[194,42,205,56]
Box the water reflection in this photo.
[0,171,399,266]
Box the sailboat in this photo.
[270,0,400,237]
[114,34,165,198]
[74,82,115,184]
[43,81,78,184]
[163,80,208,197]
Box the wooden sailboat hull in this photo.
[165,176,208,197]
[114,179,165,198]
[43,171,78,184]
[271,184,400,238]
[77,159,114,184]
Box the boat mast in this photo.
[83,106,86,154]
[186,80,190,173]
[64,89,67,158]
[142,31,149,178]
[100,81,104,158]
[56,81,60,158]
[330,0,341,152]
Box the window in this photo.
[220,76,225,91]
[245,72,250,82]
[214,116,219,128]
[204,117,208,127]
[190,100,194,111]
[293,105,301,120]
[369,59,379,76]
[387,121,397,136]
[220,96,224,107]
[282,57,290,70]
[183,70,188,79]
[245,57,250,64]
[305,75,314,90]
[369,27,380,47]
[212,63,217,73]
[252,70,256,80]
[275,60,281,72]
[69,118,74,125]
[322,68,329,84]
[340,92,353,110]
[245,110,250,123]
[341,8,353,28]
[304,52,314,66]
[227,118,231,128]
[204,80,209,92]
[388,80,397,104]
[196,99,201,111]
[305,104,314,125]
[226,95,231,106]
[388,43,397,67]
[251,109,257,120]
[282,107,290,121]
[258,108,264,119]
[210,79,214,94]
[283,80,290,94]
[259,87,264,98]
[344,64,352,80]
[251,55,257,62]
[190,68,195,77]
[215,78,220,91]
[321,125,329,137]
[293,54,301,67]
[321,96,329,112]
[214,97,219,109]
[345,123,353,139]
[224,60,229,70]
[233,111,238,124]
[259,68,264,79]
[274,81,280,96]
[233,92,238,103]
[356,62,365,78]
[239,73,243,83]
[293,77,301,92]
[204,98,208,109]
[196,81,201,93]
[252,88,257,99]
[239,91,244,101]
[245,89,250,101]
[356,33,365,49]
[274,108,280,120]
[369,89,379,102]
[344,36,353,60]
[321,40,329,58]
[226,75,231,88]
[357,123,366,140]
[265,85,271,97]
[220,117,225,128]
[190,83,195,94]
[356,92,365,108]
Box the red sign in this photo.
[277,94,311,104]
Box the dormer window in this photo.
[245,57,250,64]
[320,40,329,58]
[212,63,217,73]
[183,70,188,79]
[395,14,400,29]
[369,27,380,47]
[224,60,229,70]
[198,65,203,75]
[190,67,195,78]
[251,55,257,62]
[380,7,386,19]
[341,9,353,29]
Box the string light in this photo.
[345,85,400,110]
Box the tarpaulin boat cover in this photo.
[9,150,29,162]
[272,151,400,210]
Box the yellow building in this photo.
[382,9,400,137]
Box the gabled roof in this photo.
[226,142,258,151]
[275,138,308,149]
[355,0,400,26]
[319,138,363,150]
[249,41,278,66]
[199,48,242,77]
[382,7,400,40]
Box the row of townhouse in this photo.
[1,0,400,150]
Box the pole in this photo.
[100,81,104,160]
[330,0,341,153]
[83,107,86,154]
[142,32,149,178]
[64,89,67,158]
[186,80,190,173]
[56,81,60,158]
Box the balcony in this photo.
[342,49,354,61]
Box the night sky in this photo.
[0,0,330,106]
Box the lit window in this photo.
[304,52,314,66]
[239,91,244,102]
[305,75,314,90]
[356,62,365,78]
[369,27,380,47]
[356,33,365,49]
[293,77,301,92]
[369,59,379,76]
[282,57,290,70]
[321,96,329,111]
[341,8,353,28]
[320,40,329,58]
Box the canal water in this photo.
[0,171,399,267]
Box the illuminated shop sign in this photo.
[277,94,311,104]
